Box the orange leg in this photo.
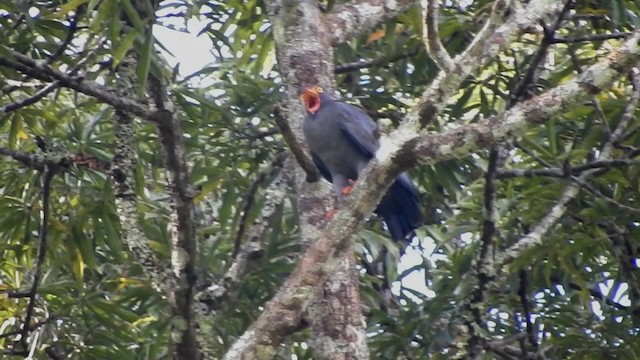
[341,179,356,196]
[324,209,336,220]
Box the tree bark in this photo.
[267,1,368,359]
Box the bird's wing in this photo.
[311,152,332,182]
[335,102,379,158]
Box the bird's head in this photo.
[300,86,329,114]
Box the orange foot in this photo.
[325,209,336,220]
[341,179,356,196]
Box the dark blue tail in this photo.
[375,173,422,241]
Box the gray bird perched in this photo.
[300,85,422,241]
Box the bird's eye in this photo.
[316,86,323,93]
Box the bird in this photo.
[300,85,422,241]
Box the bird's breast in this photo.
[303,115,367,180]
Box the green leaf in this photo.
[112,30,138,66]
[136,30,153,94]
[120,0,146,31]
[54,0,89,19]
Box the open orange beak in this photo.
[300,87,321,114]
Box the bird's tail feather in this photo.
[375,174,422,242]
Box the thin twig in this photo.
[580,180,640,214]
[21,165,56,344]
[550,275,630,311]
[197,165,289,311]
[518,270,538,351]
[6,291,32,298]
[553,32,631,43]
[2,82,62,115]
[513,141,554,168]
[334,48,420,74]
[232,152,286,257]
[509,0,573,106]
[272,105,319,182]
[0,49,154,119]
[1,45,107,115]
[496,159,640,179]
[0,316,56,339]
[47,13,79,63]
[474,147,499,311]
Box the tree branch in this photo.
[422,0,455,71]
[324,0,418,46]
[0,316,56,340]
[1,81,62,115]
[496,159,640,179]
[553,32,631,44]
[0,48,155,120]
[550,275,631,311]
[500,64,640,265]
[468,147,499,335]
[231,153,287,257]
[1,46,102,116]
[401,29,640,170]
[334,47,420,74]
[110,54,172,298]
[148,76,201,359]
[466,5,575,350]
[266,2,372,359]
[517,270,538,352]
[21,165,56,348]
[197,163,289,311]
[0,147,47,170]
[272,105,319,182]
[46,13,79,63]
[409,0,538,129]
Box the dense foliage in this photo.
[1,0,639,359]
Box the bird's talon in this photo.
[325,209,336,220]
[342,179,356,196]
